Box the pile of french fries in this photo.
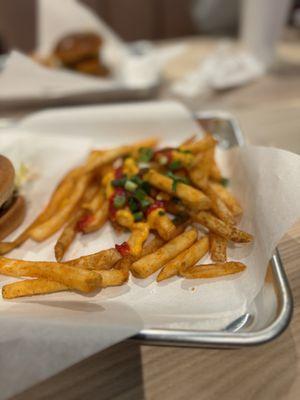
[0,134,253,299]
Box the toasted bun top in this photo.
[0,155,15,207]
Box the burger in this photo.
[0,155,26,241]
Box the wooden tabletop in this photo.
[7,33,300,400]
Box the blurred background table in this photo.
[6,32,300,400]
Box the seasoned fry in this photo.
[0,258,102,292]
[189,148,214,190]
[2,279,67,299]
[205,184,234,225]
[147,208,177,241]
[192,211,252,243]
[0,167,82,255]
[209,233,227,262]
[127,223,150,256]
[54,210,82,262]
[158,236,209,281]
[180,135,216,154]
[29,173,91,241]
[144,170,211,211]
[131,229,198,278]
[85,137,158,172]
[181,262,246,279]
[66,248,121,270]
[209,159,222,181]
[97,269,128,287]
[81,200,109,233]
[210,182,242,216]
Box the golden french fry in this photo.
[209,233,227,262]
[97,269,128,287]
[189,148,214,190]
[209,160,222,181]
[66,248,121,270]
[82,189,104,213]
[0,167,82,255]
[29,173,91,242]
[131,229,198,278]
[210,182,242,216]
[82,200,109,234]
[205,184,235,225]
[180,135,197,146]
[230,227,253,243]
[2,279,67,299]
[144,170,211,211]
[193,211,253,243]
[127,223,150,257]
[0,257,102,292]
[180,135,216,154]
[85,137,158,172]
[181,262,246,279]
[147,209,177,241]
[158,236,209,281]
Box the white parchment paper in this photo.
[0,101,299,398]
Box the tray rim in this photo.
[132,110,294,348]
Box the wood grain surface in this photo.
[4,34,300,400]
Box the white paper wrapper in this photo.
[0,101,299,398]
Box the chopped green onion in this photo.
[141,181,151,194]
[112,177,127,187]
[125,180,138,192]
[158,155,168,165]
[166,171,190,192]
[128,197,139,213]
[158,210,166,216]
[134,188,147,201]
[138,147,153,163]
[220,177,230,187]
[113,194,126,209]
[140,198,151,209]
[133,211,144,222]
[178,148,192,154]
[131,175,143,186]
[169,160,182,170]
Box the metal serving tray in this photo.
[133,111,293,348]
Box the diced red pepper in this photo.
[115,241,130,257]
[146,200,165,216]
[76,214,94,232]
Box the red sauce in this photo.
[115,241,130,257]
[76,214,94,232]
[146,200,165,216]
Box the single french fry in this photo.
[147,208,177,241]
[180,135,197,146]
[29,173,91,242]
[0,258,102,292]
[0,167,82,255]
[66,248,121,270]
[209,233,227,262]
[210,182,242,216]
[2,279,67,299]
[180,135,216,154]
[144,170,211,211]
[193,211,253,243]
[181,262,246,279]
[158,236,209,281]
[209,160,222,181]
[82,200,109,234]
[189,148,214,190]
[205,185,235,225]
[85,137,158,172]
[81,189,104,213]
[127,223,150,257]
[131,229,198,278]
[97,269,128,287]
